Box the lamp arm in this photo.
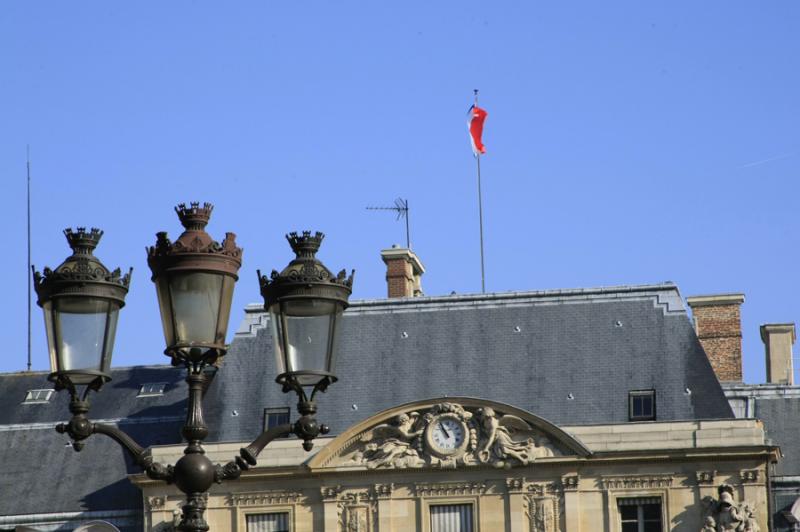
[91,423,174,482]
[216,422,294,482]
[55,397,174,483]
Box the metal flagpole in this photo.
[27,145,32,372]
[474,90,486,293]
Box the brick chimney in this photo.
[381,245,425,298]
[686,294,745,382]
[761,323,796,385]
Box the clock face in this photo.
[426,414,468,457]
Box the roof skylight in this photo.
[23,389,54,404]
[137,383,167,397]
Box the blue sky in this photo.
[1,2,798,382]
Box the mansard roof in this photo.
[1,282,735,523]
[204,282,733,444]
[0,366,185,528]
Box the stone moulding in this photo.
[600,475,674,490]
[227,490,303,506]
[505,477,561,497]
[414,482,488,497]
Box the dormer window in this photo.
[137,383,167,397]
[23,389,54,404]
[629,390,656,421]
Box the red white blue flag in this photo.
[467,104,488,156]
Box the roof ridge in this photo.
[242,281,679,312]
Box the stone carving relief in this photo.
[344,402,562,469]
[321,486,382,532]
[145,496,166,510]
[525,495,559,532]
[701,484,760,532]
[506,478,563,532]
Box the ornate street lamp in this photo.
[33,227,132,393]
[32,203,353,532]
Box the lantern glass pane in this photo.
[269,299,341,385]
[168,272,223,346]
[44,297,119,379]
[214,275,236,346]
[155,277,176,348]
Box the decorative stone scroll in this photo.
[739,470,760,484]
[561,475,579,491]
[227,490,303,506]
[696,470,716,485]
[343,402,562,470]
[145,496,166,510]
[701,484,760,532]
[600,475,673,490]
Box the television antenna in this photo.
[366,197,411,249]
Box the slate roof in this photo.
[204,283,733,443]
[1,282,735,525]
[722,384,800,477]
[0,366,185,529]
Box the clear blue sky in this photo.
[1,2,798,383]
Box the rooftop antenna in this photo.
[366,197,411,248]
[26,145,32,372]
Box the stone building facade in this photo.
[138,398,775,531]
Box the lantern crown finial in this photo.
[64,227,103,255]
[286,231,324,259]
[175,202,214,231]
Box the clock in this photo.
[425,413,469,457]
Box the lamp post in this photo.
[32,203,353,532]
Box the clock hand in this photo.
[439,422,451,438]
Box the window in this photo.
[246,513,289,532]
[618,497,662,532]
[23,389,53,404]
[629,390,656,421]
[264,407,291,437]
[430,504,473,532]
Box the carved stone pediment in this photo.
[308,397,590,471]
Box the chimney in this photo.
[761,323,796,385]
[686,294,745,382]
[381,245,425,298]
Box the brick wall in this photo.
[686,295,745,382]
[381,247,425,298]
[385,257,413,298]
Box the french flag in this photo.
[467,104,488,156]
